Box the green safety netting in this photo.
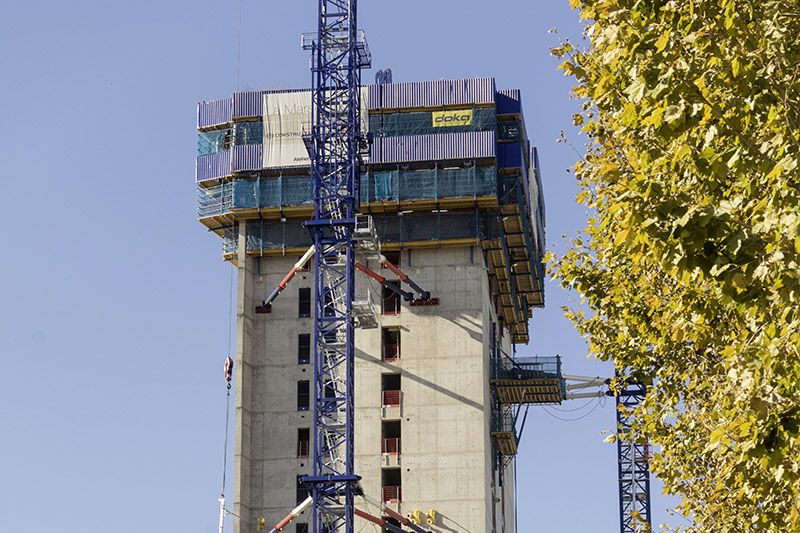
[368,107,497,137]
[230,211,502,252]
[233,121,263,145]
[197,129,231,156]
[360,166,496,202]
[198,166,500,217]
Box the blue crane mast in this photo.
[616,383,652,533]
[300,1,370,532]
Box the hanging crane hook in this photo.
[224,356,234,390]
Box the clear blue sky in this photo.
[0,1,682,531]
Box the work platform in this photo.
[490,355,563,457]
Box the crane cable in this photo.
[219,265,236,532]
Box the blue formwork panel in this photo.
[196,150,231,182]
[496,89,522,115]
[233,91,263,119]
[198,98,232,129]
[370,131,496,164]
[368,77,496,110]
[496,142,524,169]
[232,145,263,173]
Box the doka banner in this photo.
[262,89,370,168]
[432,109,473,127]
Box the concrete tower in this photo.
[196,78,553,533]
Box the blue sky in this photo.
[0,1,682,531]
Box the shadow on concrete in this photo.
[355,348,484,412]
[437,512,476,533]
[445,312,484,346]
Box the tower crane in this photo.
[299,1,370,531]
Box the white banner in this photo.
[262,89,370,168]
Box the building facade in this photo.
[197,78,550,533]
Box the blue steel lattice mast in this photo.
[301,1,370,532]
[616,383,652,533]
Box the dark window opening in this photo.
[296,475,310,505]
[323,291,335,317]
[381,250,401,268]
[382,327,401,361]
[297,428,310,458]
[324,382,336,399]
[381,282,401,315]
[296,524,309,533]
[298,287,311,318]
[382,420,401,454]
[382,468,402,502]
[381,374,401,407]
[297,380,310,411]
[298,334,311,365]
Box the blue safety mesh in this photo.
[197,129,231,156]
[197,183,232,217]
[360,166,496,203]
[241,210,501,251]
[369,107,497,137]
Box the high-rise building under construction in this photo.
[196,77,556,533]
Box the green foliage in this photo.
[551,1,800,530]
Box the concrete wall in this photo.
[233,221,515,533]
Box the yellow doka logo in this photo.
[432,109,473,127]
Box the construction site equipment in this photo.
[218,356,235,533]
[261,246,315,309]
[259,496,313,533]
[298,2,370,531]
[425,509,437,525]
[378,255,430,301]
[616,383,651,533]
[355,262,413,302]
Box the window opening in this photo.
[298,334,311,364]
[381,282,401,315]
[382,420,401,454]
[381,250,401,268]
[296,475,310,505]
[381,468,402,502]
[297,428,310,458]
[382,328,401,361]
[297,380,310,411]
[298,287,311,318]
[381,374,401,407]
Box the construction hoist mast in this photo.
[300,1,370,532]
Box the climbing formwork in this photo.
[196,78,546,342]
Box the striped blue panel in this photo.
[233,91,263,119]
[232,144,263,172]
[496,89,522,115]
[370,131,496,163]
[198,99,232,129]
[196,151,232,182]
[370,77,496,110]
[497,142,524,169]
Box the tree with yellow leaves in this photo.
[551,1,800,530]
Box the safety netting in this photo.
[360,165,496,202]
[230,210,502,253]
[368,107,497,137]
[198,166,500,218]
